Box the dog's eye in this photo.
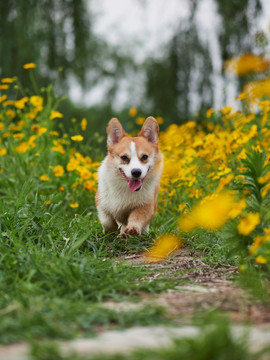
[121,155,129,162]
[141,155,148,161]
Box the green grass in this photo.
[29,317,270,360]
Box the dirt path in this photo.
[124,248,270,326]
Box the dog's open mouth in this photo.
[120,169,142,191]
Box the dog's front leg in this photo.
[97,206,118,233]
[125,203,154,236]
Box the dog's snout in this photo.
[131,168,142,178]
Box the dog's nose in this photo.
[131,168,142,178]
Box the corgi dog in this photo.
[96,116,163,237]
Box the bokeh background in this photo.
[1,0,269,134]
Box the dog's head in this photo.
[106,116,162,191]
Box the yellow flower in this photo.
[40,174,50,181]
[23,63,36,69]
[178,204,186,212]
[136,117,145,125]
[30,125,46,136]
[143,234,183,263]
[13,133,24,140]
[15,97,28,109]
[237,213,260,236]
[30,96,43,108]
[44,200,51,205]
[206,108,214,118]
[228,198,246,219]
[262,182,270,198]
[156,116,164,125]
[216,173,234,192]
[53,165,64,177]
[0,95,7,103]
[249,235,264,255]
[5,110,16,119]
[71,135,83,141]
[221,106,232,115]
[58,186,65,191]
[255,255,267,264]
[83,180,96,192]
[225,54,270,76]
[69,203,79,208]
[129,107,137,117]
[0,122,4,130]
[48,131,60,137]
[81,118,87,131]
[1,77,15,83]
[178,193,236,231]
[0,85,9,90]
[244,78,270,101]
[50,110,63,120]
[0,148,7,156]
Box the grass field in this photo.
[0,67,270,358]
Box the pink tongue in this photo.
[128,179,142,191]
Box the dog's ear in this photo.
[107,118,126,147]
[138,116,159,144]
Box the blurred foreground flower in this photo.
[225,53,270,76]
[143,234,183,263]
[178,192,239,231]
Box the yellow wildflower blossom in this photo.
[237,213,260,236]
[0,148,7,156]
[136,117,145,125]
[0,85,9,90]
[206,108,214,118]
[50,110,63,120]
[1,77,15,83]
[48,131,60,137]
[0,95,7,103]
[44,200,51,205]
[81,118,87,131]
[6,110,16,119]
[15,97,28,109]
[69,203,79,208]
[228,198,246,219]
[156,116,164,124]
[178,193,236,231]
[255,256,267,264]
[143,235,183,263]
[23,63,36,69]
[30,96,43,108]
[225,54,270,76]
[40,174,50,181]
[53,165,64,177]
[129,107,137,117]
[71,135,83,142]
[83,180,96,192]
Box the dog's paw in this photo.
[125,225,141,236]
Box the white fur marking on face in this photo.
[121,141,149,179]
